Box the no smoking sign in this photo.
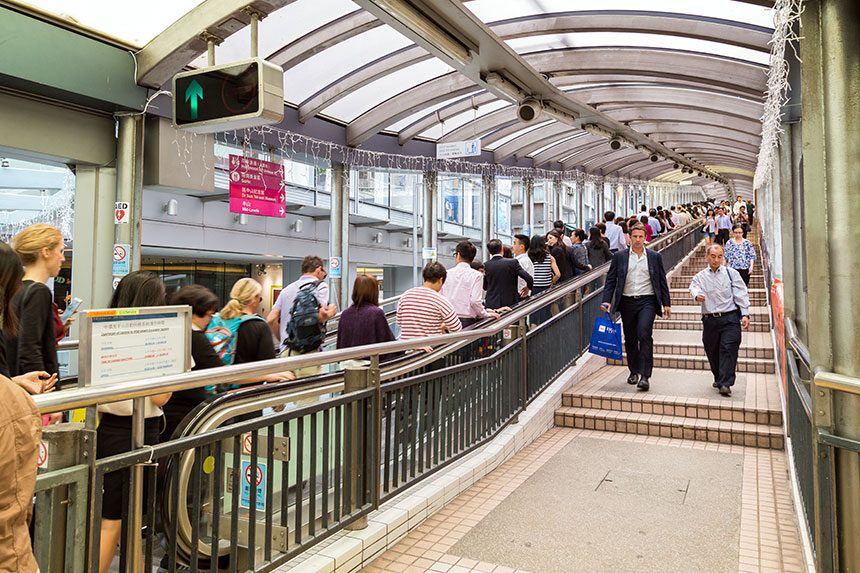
[113,243,130,276]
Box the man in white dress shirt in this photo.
[689,244,751,396]
[603,211,626,253]
[441,241,499,327]
[512,234,534,299]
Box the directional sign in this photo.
[228,155,286,218]
[172,58,284,134]
[436,139,481,159]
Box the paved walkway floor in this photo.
[361,427,804,573]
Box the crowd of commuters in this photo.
[0,202,711,568]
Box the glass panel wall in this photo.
[438,174,482,228]
[143,260,251,305]
[583,181,598,229]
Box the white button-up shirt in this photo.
[515,253,534,295]
[689,265,750,316]
[623,248,654,296]
[604,221,626,251]
[440,262,487,319]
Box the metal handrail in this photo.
[814,370,860,396]
[785,317,811,369]
[33,218,703,414]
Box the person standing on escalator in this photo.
[441,241,499,328]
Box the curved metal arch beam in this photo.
[397,92,500,144]
[636,121,761,148]
[575,148,643,172]
[658,136,760,154]
[533,134,607,166]
[481,120,555,148]
[346,44,768,146]
[668,152,757,168]
[544,46,766,94]
[493,124,582,163]
[667,140,758,157]
[435,106,520,144]
[136,0,295,87]
[288,9,770,126]
[554,143,620,170]
[299,46,431,123]
[588,93,762,122]
[346,72,480,146]
[553,74,760,100]
[608,107,761,134]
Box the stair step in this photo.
[554,406,784,449]
[561,392,782,426]
[654,319,769,332]
[659,311,768,321]
[652,342,774,359]
[669,295,768,305]
[608,354,775,374]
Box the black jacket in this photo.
[602,248,671,316]
[6,281,59,376]
[483,256,533,309]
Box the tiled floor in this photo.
[361,427,805,573]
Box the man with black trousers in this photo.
[600,223,672,391]
[689,244,751,396]
[484,239,533,309]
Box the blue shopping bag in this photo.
[588,313,623,360]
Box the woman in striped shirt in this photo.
[527,235,559,325]
[396,262,463,341]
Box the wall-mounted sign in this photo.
[422,247,437,260]
[115,202,130,225]
[240,461,267,510]
[112,244,130,276]
[328,256,342,279]
[436,139,481,159]
[79,305,192,386]
[228,154,286,218]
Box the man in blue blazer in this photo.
[600,223,672,391]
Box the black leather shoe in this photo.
[627,373,639,385]
[637,377,650,391]
[719,385,732,396]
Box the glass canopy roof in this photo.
[12,0,775,194]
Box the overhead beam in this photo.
[136,0,295,88]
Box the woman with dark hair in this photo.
[585,226,613,268]
[546,229,572,283]
[97,271,173,573]
[501,245,513,259]
[0,241,43,572]
[470,260,485,274]
[527,235,558,325]
[337,274,395,352]
[725,224,757,286]
[703,208,717,244]
[639,215,654,242]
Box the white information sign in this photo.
[80,306,192,386]
[421,247,437,260]
[436,139,481,159]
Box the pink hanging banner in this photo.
[228,154,286,218]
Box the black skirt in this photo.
[96,413,162,520]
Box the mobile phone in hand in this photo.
[61,297,83,322]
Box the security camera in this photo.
[672,163,679,169]
[516,99,542,123]
[609,137,623,150]
[649,153,659,162]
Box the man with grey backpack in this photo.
[267,256,337,377]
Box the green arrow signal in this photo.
[185,79,204,120]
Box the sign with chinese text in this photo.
[228,154,286,218]
[436,139,481,159]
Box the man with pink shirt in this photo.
[441,241,500,328]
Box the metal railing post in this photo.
[519,318,528,413]
[344,367,370,530]
[127,397,147,573]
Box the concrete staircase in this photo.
[555,238,783,449]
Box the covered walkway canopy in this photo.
[11,0,778,198]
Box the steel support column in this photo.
[482,174,494,260]
[115,115,144,274]
[801,1,860,570]
[524,177,534,234]
[331,163,350,311]
[789,124,807,338]
[422,171,438,261]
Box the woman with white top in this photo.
[96,271,171,573]
[703,209,717,244]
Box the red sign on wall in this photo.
[228,154,286,218]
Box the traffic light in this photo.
[172,58,284,133]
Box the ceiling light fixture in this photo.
[608,136,623,151]
[542,103,578,125]
[163,199,178,216]
[485,72,525,103]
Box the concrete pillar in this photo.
[330,163,350,311]
[115,115,144,274]
[71,166,117,309]
[801,1,860,569]
[482,173,494,260]
[422,171,437,262]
